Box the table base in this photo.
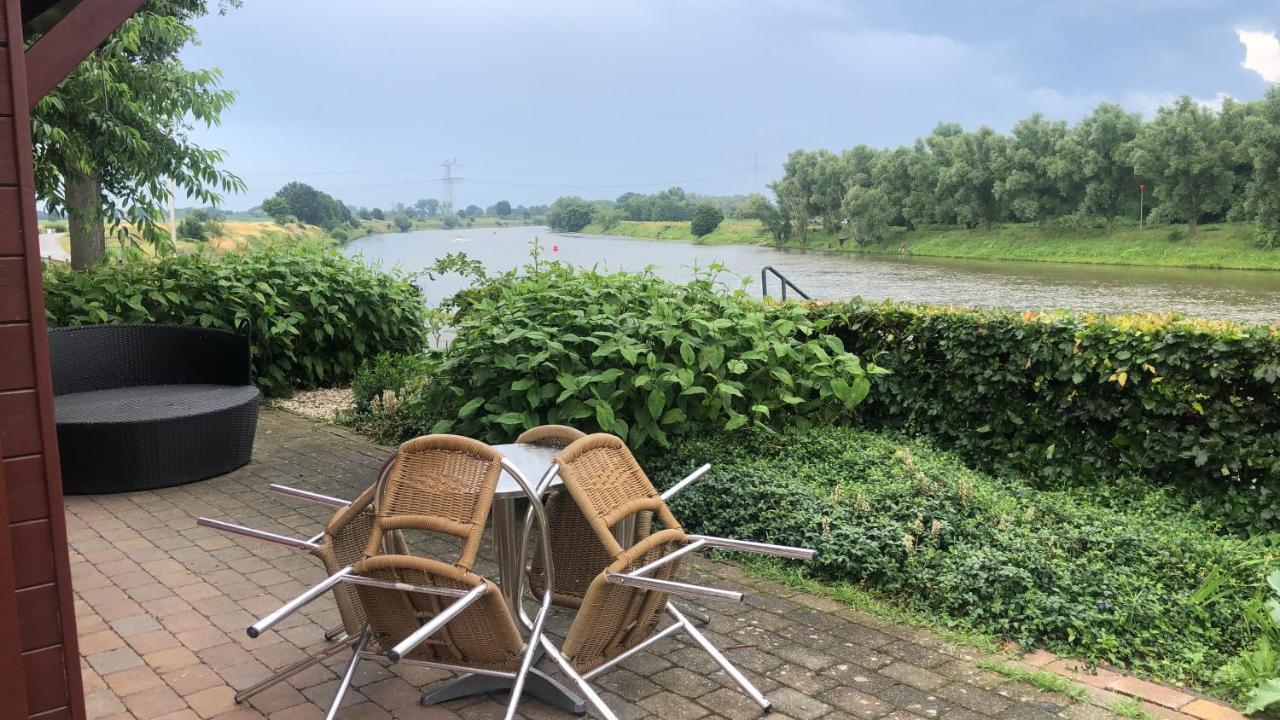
[420,668,585,715]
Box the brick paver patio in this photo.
[66,409,1225,720]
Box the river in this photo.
[344,225,1280,324]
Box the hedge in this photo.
[649,427,1266,690]
[44,243,427,396]
[810,301,1280,533]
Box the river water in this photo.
[344,225,1280,324]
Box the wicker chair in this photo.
[540,433,817,715]
[520,424,655,609]
[196,457,409,705]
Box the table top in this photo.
[491,442,561,498]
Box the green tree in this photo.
[1054,102,1141,233]
[393,215,412,232]
[741,193,790,244]
[261,196,289,223]
[996,113,1070,226]
[546,196,595,232]
[808,150,847,234]
[1131,96,1235,234]
[32,0,244,269]
[441,213,460,229]
[689,204,724,238]
[267,182,350,229]
[842,186,891,246]
[1244,87,1280,247]
[462,204,483,220]
[494,200,512,217]
[595,207,624,232]
[935,126,1007,228]
[773,150,817,244]
[370,208,385,220]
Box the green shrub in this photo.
[690,204,724,238]
[649,426,1270,689]
[44,242,428,395]
[814,300,1280,533]
[356,262,884,446]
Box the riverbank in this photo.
[584,219,1280,271]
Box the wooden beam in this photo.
[24,0,144,108]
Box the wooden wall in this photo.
[0,0,86,716]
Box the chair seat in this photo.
[56,384,260,425]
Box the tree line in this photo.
[755,89,1280,247]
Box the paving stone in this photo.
[1181,699,1245,720]
[822,686,894,718]
[1107,677,1194,710]
[881,662,950,691]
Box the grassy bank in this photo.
[585,219,1280,271]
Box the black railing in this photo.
[760,266,810,301]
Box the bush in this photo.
[649,426,1267,689]
[44,242,428,395]
[393,215,413,232]
[815,300,1280,533]
[690,204,724,238]
[352,263,884,446]
[546,196,595,232]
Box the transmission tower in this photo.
[439,159,461,214]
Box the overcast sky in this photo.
[180,0,1280,211]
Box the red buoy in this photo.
[552,245,559,252]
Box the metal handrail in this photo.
[760,266,810,301]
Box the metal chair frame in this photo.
[516,443,815,715]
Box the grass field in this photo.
[584,219,1280,271]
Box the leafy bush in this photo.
[353,262,884,446]
[1217,571,1280,713]
[44,242,428,395]
[690,204,724,238]
[649,426,1269,689]
[393,215,412,232]
[814,300,1280,533]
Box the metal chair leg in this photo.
[324,627,370,720]
[235,633,357,703]
[668,603,770,710]
[673,600,711,625]
[323,623,345,642]
[537,635,620,720]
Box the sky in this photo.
[180,0,1280,211]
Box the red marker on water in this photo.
[552,244,559,252]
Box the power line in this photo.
[746,153,765,192]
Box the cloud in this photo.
[1238,28,1280,83]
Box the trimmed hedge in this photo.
[650,427,1266,688]
[812,301,1280,533]
[44,243,427,395]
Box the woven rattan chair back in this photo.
[515,425,585,448]
[365,434,503,571]
[308,483,381,637]
[350,553,526,671]
[554,433,682,560]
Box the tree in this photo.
[265,182,350,229]
[808,150,847,234]
[177,208,221,241]
[32,0,244,269]
[261,196,290,223]
[1131,95,1235,234]
[393,215,412,232]
[595,207,624,232]
[423,198,440,217]
[441,213,460,229]
[741,193,790,244]
[842,186,892,246]
[773,150,818,243]
[1244,87,1280,246]
[996,113,1070,226]
[462,204,483,220]
[546,196,595,232]
[1055,102,1141,233]
[935,125,1007,228]
[370,208,385,220]
[494,200,512,217]
[690,204,724,238]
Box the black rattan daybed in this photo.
[49,324,260,494]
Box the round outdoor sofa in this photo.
[49,324,260,494]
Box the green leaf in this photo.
[648,387,667,419]
[458,397,485,418]
[1245,679,1280,715]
